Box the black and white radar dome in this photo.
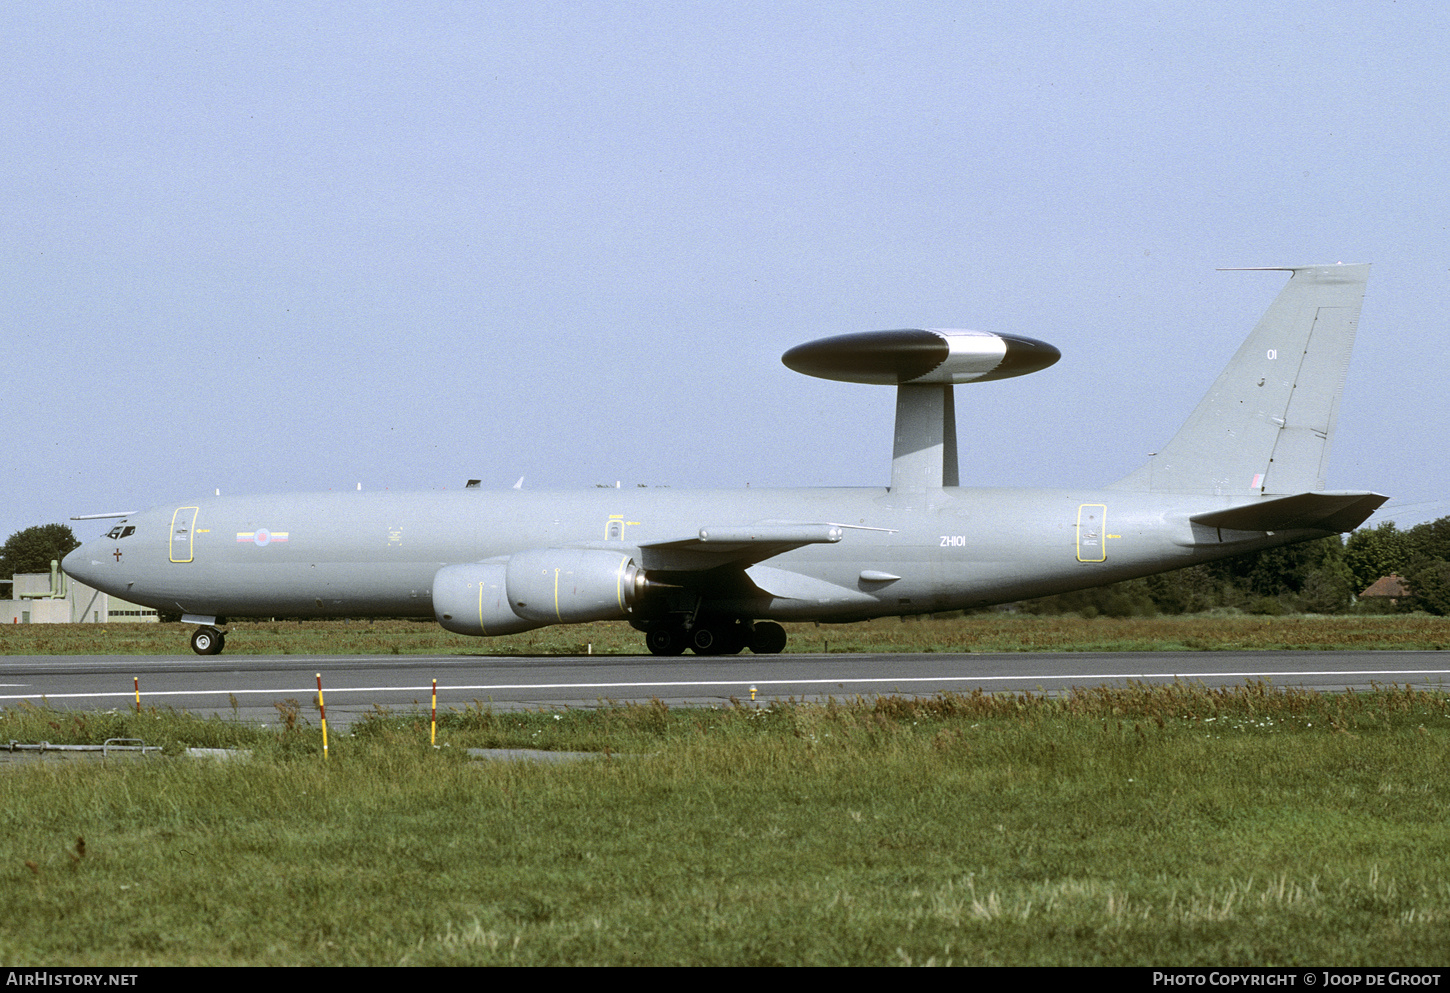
[781,328,1060,385]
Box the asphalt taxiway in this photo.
[2,651,1448,729]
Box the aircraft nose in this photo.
[61,543,100,586]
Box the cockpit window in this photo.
[106,526,136,540]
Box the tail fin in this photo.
[1110,264,1370,496]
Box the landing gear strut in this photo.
[190,626,225,655]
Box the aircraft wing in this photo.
[637,523,844,571]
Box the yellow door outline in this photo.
[170,506,199,563]
[1076,504,1106,563]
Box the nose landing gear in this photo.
[190,626,226,655]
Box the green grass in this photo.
[2,684,1449,965]
[3,612,1450,655]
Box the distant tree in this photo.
[1296,537,1355,613]
[1298,564,1355,614]
[1344,521,1411,593]
[1224,538,1340,602]
[1406,517,1450,563]
[1144,565,1226,614]
[1404,557,1450,616]
[0,524,80,578]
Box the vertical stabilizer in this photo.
[1110,264,1369,496]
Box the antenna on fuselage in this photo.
[781,328,1060,496]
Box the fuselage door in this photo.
[1076,504,1107,563]
[170,506,199,563]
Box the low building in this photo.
[1,569,158,624]
[1360,574,1410,607]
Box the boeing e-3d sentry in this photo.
[63,264,1385,656]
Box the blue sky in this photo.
[4,1,1447,544]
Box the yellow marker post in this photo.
[134,677,140,714]
[431,679,437,746]
[316,673,329,761]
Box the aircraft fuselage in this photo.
[66,485,1331,624]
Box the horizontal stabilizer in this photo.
[1190,491,1388,534]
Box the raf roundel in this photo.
[780,328,1061,385]
[236,529,290,547]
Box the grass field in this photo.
[1,684,1448,966]
[4,615,1447,965]
[3,612,1450,656]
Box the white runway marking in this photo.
[4,667,1449,705]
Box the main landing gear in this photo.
[644,619,788,656]
[190,626,226,655]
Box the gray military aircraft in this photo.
[64,264,1384,656]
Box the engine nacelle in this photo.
[433,549,648,636]
[506,548,646,624]
[432,561,543,636]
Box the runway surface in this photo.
[3,651,1449,728]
